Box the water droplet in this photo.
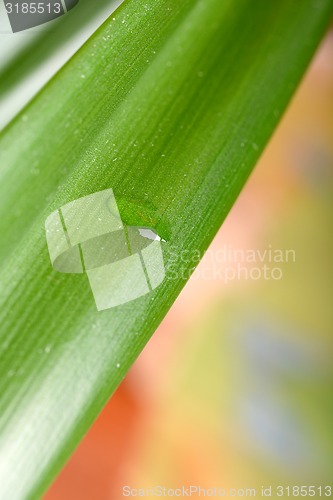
[46,190,168,311]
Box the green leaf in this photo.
[0,0,121,129]
[0,0,332,497]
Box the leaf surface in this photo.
[0,0,332,497]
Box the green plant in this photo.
[0,0,332,497]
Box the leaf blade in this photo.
[0,0,332,497]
